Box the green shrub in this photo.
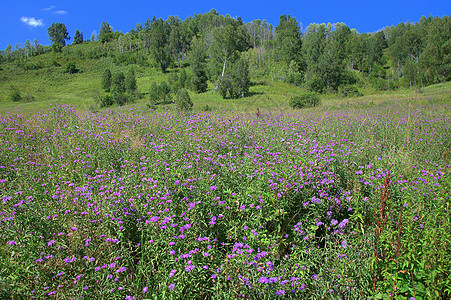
[171,81,182,94]
[202,104,212,111]
[149,82,159,102]
[190,71,208,93]
[175,88,193,111]
[52,43,63,53]
[285,60,304,86]
[23,94,35,102]
[179,69,187,87]
[101,69,112,92]
[113,92,133,106]
[99,94,113,107]
[168,72,179,86]
[340,85,363,97]
[371,77,388,91]
[289,92,321,109]
[51,59,60,67]
[64,62,78,74]
[158,81,172,104]
[23,61,43,71]
[9,90,21,102]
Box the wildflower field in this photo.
[1,103,450,299]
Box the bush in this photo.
[289,92,321,109]
[64,62,78,74]
[99,93,114,107]
[158,81,172,104]
[171,81,182,94]
[52,43,63,53]
[168,72,179,86]
[217,58,250,99]
[23,94,35,102]
[202,104,212,111]
[285,60,304,86]
[149,82,159,102]
[125,69,137,93]
[179,69,187,87]
[112,92,133,106]
[305,74,325,93]
[23,61,43,71]
[190,71,208,93]
[339,85,362,97]
[175,88,193,111]
[101,69,112,92]
[111,72,126,94]
[9,90,21,102]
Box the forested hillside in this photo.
[0,9,449,110]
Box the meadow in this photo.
[0,98,450,299]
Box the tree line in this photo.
[1,10,449,98]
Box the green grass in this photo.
[2,41,450,115]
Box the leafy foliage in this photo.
[289,92,321,108]
[189,37,208,93]
[275,15,303,65]
[99,21,114,43]
[73,30,84,45]
[64,62,79,74]
[47,23,70,46]
[149,17,171,72]
[125,69,137,94]
[9,89,21,102]
[111,72,126,94]
[218,57,250,99]
[175,88,193,110]
[101,69,112,92]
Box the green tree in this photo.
[189,37,208,93]
[303,23,330,67]
[73,30,83,45]
[168,72,179,86]
[169,18,189,68]
[47,23,70,46]
[175,88,193,111]
[102,69,112,92]
[99,21,113,43]
[179,69,187,87]
[150,17,171,72]
[149,82,159,102]
[275,15,303,65]
[420,16,450,83]
[111,72,126,94]
[331,23,351,62]
[303,23,348,93]
[218,57,250,99]
[4,45,12,62]
[125,69,137,94]
[207,24,250,83]
[158,81,172,103]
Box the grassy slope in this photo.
[1,41,450,114]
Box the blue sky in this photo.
[1,0,449,50]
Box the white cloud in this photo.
[20,16,44,27]
[43,5,68,14]
[43,6,55,11]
